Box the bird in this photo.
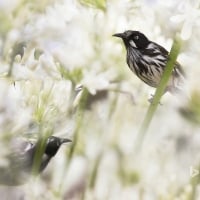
[113,30,185,100]
[0,136,71,186]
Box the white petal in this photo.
[170,15,185,23]
[181,21,193,40]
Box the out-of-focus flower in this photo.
[170,0,200,40]
[0,80,31,126]
[63,156,88,199]
[80,69,116,95]
[22,1,94,70]
[0,0,19,12]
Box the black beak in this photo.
[60,138,72,144]
[113,33,125,38]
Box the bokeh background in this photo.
[0,0,200,199]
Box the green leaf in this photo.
[0,13,12,36]
[79,0,107,11]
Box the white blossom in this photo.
[170,0,200,40]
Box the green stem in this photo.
[31,129,52,176]
[56,89,89,197]
[136,35,182,148]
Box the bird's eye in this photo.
[134,35,139,40]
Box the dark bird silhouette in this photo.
[113,30,185,98]
[0,136,71,186]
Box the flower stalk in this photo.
[136,35,182,148]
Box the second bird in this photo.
[0,136,71,186]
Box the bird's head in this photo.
[113,30,149,49]
[45,136,71,157]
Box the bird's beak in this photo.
[60,138,72,144]
[112,33,125,38]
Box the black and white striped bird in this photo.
[113,30,185,97]
[0,136,71,186]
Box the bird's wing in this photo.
[147,42,185,77]
[144,42,169,57]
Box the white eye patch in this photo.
[129,40,137,48]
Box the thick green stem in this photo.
[31,129,52,176]
[136,36,182,148]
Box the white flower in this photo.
[0,0,19,12]
[81,72,109,95]
[170,0,200,40]
[81,69,116,95]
